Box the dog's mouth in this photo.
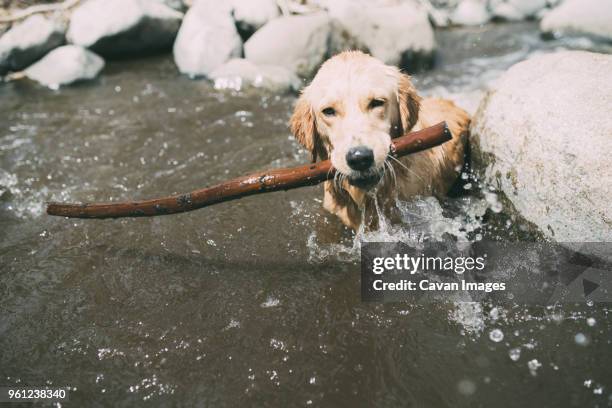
[347,168,383,189]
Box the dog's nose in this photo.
[346,146,374,171]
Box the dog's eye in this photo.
[369,99,386,109]
[322,107,336,116]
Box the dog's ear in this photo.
[395,72,422,134]
[290,93,320,163]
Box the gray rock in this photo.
[471,51,612,242]
[67,0,183,57]
[329,1,436,69]
[450,0,490,26]
[0,15,65,75]
[419,1,453,27]
[541,0,612,42]
[490,0,548,21]
[231,0,279,38]
[173,0,242,77]
[491,1,525,21]
[244,13,334,78]
[209,58,301,92]
[490,2,524,21]
[25,45,104,88]
[508,0,548,17]
[154,0,186,11]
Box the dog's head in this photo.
[290,51,421,190]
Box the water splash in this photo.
[449,302,485,336]
[0,169,47,218]
[307,193,491,264]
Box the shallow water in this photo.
[1,22,611,407]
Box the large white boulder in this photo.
[24,45,104,88]
[209,58,301,92]
[173,0,242,77]
[541,0,612,42]
[329,1,436,69]
[0,15,65,75]
[67,0,183,57]
[244,13,335,78]
[471,51,612,242]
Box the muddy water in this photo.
[1,23,611,407]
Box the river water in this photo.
[1,22,611,407]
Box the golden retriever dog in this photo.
[290,50,470,230]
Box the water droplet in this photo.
[457,379,476,396]
[484,191,503,213]
[586,317,596,327]
[527,359,542,376]
[508,347,521,361]
[261,296,280,308]
[574,333,589,346]
[270,338,286,351]
[489,329,504,343]
[224,319,240,330]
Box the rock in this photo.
[154,0,186,11]
[244,13,334,78]
[245,4,434,77]
[490,0,548,21]
[428,0,459,8]
[471,51,612,242]
[490,2,524,21]
[329,1,436,70]
[534,6,552,20]
[421,2,452,27]
[209,58,301,92]
[173,0,242,77]
[231,0,280,39]
[508,0,548,17]
[67,0,183,57]
[450,0,490,26]
[0,15,65,75]
[541,0,612,42]
[24,45,104,88]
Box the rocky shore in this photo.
[1,0,610,88]
[1,0,611,246]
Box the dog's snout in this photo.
[346,146,374,171]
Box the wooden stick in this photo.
[47,122,451,219]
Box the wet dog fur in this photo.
[290,51,470,230]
